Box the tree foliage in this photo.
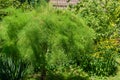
[68,0,120,76]
[73,0,120,41]
[0,7,95,79]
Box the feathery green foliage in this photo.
[0,7,95,79]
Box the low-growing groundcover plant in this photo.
[0,56,28,80]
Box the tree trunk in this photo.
[41,68,46,80]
